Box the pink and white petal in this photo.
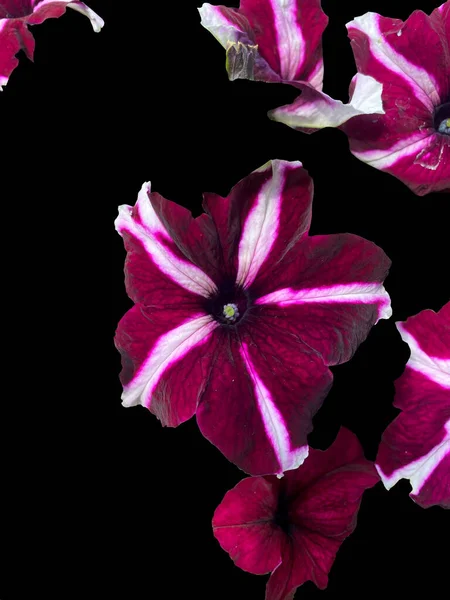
[116,183,217,306]
[265,530,339,599]
[344,9,450,195]
[253,233,391,365]
[203,160,312,287]
[27,0,104,31]
[115,305,218,422]
[199,0,328,85]
[348,10,448,111]
[0,18,34,89]
[269,74,384,133]
[376,305,450,508]
[196,323,332,476]
[212,476,284,575]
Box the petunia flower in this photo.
[376,302,450,509]
[114,159,392,476]
[212,427,379,600]
[271,4,450,195]
[199,0,384,128]
[0,1,104,90]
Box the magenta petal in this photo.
[344,6,450,195]
[115,305,217,421]
[203,160,312,288]
[197,322,332,476]
[376,303,450,509]
[199,0,328,86]
[254,233,391,365]
[212,477,284,575]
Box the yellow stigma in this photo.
[223,303,239,321]
[446,118,450,128]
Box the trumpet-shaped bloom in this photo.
[199,1,384,130]
[271,4,450,195]
[376,303,450,509]
[213,428,379,600]
[115,159,391,476]
[0,1,104,90]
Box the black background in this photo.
[2,0,449,597]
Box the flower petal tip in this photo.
[68,2,105,32]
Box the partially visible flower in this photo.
[199,0,384,128]
[213,428,379,600]
[376,303,450,509]
[272,4,450,195]
[115,159,392,476]
[0,1,104,90]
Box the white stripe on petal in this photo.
[198,3,245,48]
[237,160,299,288]
[67,2,104,32]
[376,420,450,495]
[257,282,392,322]
[122,315,217,408]
[271,0,304,81]
[241,342,309,475]
[352,131,435,170]
[347,12,439,109]
[116,183,217,298]
[396,323,450,389]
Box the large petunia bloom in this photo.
[271,4,450,195]
[376,303,450,509]
[199,1,384,128]
[115,159,392,476]
[0,1,104,90]
[213,428,379,600]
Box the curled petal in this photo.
[269,74,384,133]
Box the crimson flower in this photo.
[213,427,379,600]
[0,1,104,90]
[376,302,450,509]
[115,159,391,476]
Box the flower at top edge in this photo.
[198,1,385,144]
[376,302,450,509]
[0,1,104,90]
[270,3,450,196]
[212,427,379,600]
[114,159,392,476]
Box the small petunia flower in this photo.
[271,4,450,195]
[115,159,392,476]
[212,427,379,600]
[199,0,384,128]
[376,302,450,509]
[0,1,104,90]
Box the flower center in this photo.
[0,1,33,18]
[434,102,450,135]
[205,280,250,325]
[273,490,292,535]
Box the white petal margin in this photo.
[237,160,302,289]
[396,322,450,390]
[376,420,450,496]
[347,12,439,110]
[256,282,392,322]
[269,73,384,130]
[270,0,305,81]
[33,0,104,32]
[115,183,217,298]
[240,342,309,476]
[198,3,247,48]
[122,315,218,408]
